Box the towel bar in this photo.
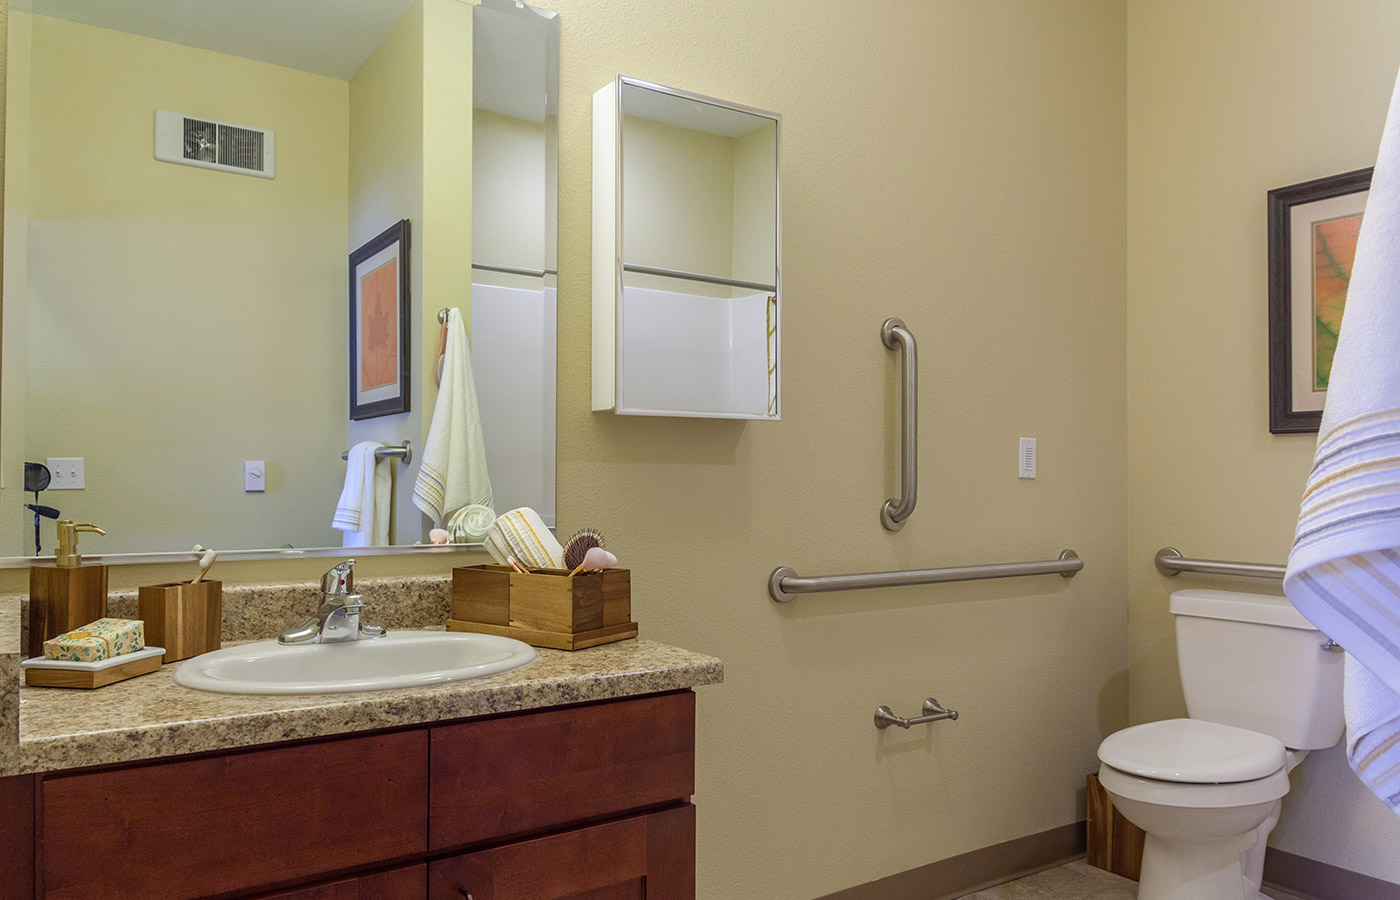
[1154,547,1284,580]
[769,549,1081,602]
[340,442,413,466]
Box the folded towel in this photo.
[413,308,492,526]
[483,507,564,569]
[333,441,391,547]
[1284,69,1400,815]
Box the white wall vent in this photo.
[154,110,275,179]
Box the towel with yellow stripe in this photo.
[1285,69,1400,816]
[484,507,564,570]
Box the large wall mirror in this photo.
[1,0,558,561]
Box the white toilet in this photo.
[1097,589,1343,900]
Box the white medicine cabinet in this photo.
[592,77,781,419]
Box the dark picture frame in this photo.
[1267,168,1372,434]
[349,219,412,420]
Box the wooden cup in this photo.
[137,581,222,662]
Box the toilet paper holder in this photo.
[874,698,959,730]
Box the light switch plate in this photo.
[46,457,84,490]
[244,461,266,492]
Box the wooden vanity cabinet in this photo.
[5,691,696,900]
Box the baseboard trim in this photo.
[1264,849,1400,900]
[816,822,1086,900]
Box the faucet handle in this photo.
[321,559,356,596]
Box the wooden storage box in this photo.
[449,565,635,650]
[137,581,222,662]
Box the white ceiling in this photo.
[24,0,419,80]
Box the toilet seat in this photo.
[1098,761,1290,810]
[1098,718,1285,783]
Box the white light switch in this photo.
[245,461,266,492]
[1018,438,1037,479]
[46,457,85,490]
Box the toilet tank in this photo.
[1172,589,1344,750]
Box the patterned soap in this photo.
[43,618,145,662]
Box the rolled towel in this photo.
[484,507,564,570]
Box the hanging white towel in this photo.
[333,441,391,547]
[413,308,492,526]
[1285,69,1400,816]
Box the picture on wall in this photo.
[349,219,412,420]
[1267,168,1372,434]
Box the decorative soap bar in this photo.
[43,617,145,662]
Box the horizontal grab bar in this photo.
[875,698,958,730]
[622,263,776,293]
[768,549,1082,603]
[1154,547,1284,580]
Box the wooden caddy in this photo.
[448,565,635,650]
[137,580,222,662]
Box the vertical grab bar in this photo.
[881,318,917,531]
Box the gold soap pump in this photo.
[55,520,106,566]
[27,520,109,658]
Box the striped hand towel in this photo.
[1285,70,1400,815]
[412,308,492,526]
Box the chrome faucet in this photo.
[278,559,387,645]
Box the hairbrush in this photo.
[563,527,606,572]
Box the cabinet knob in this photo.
[459,891,473,900]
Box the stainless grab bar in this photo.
[875,698,958,730]
[881,317,917,531]
[341,441,413,465]
[472,262,557,278]
[1154,547,1285,580]
[769,549,1082,602]
[622,263,776,293]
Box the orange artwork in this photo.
[1312,213,1362,390]
[359,259,399,391]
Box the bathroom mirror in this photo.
[0,0,559,560]
[592,77,781,419]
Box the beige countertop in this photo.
[0,582,721,777]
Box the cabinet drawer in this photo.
[42,730,428,900]
[430,692,694,849]
[253,864,425,899]
[428,805,694,900]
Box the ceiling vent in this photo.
[154,110,275,179]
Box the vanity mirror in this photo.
[592,77,781,419]
[0,0,558,561]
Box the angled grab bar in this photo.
[882,317,917,530]
[769,549,1082,603]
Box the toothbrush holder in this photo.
[137,580,222,662]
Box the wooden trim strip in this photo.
[815,822,1085,900]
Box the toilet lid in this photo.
[1098,719,1286,783]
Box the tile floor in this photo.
[955,859,1310,900]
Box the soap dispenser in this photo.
[27,520,107,659]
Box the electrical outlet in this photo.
[46,457,85,490]
[245,461,266,492]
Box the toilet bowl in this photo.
[1095,591,1343,900]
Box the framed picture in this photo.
[349,219,411,420]
[1268,168,1372,434]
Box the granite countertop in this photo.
[13,637,722,775]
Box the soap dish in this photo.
[21,646,166,689]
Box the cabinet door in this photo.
[253,864,425,899]
[42,730,428,900]
[431,692,694,849]
[428,805,694,900]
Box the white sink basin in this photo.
[173,631,537,695]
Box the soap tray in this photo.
[22,646,166,689]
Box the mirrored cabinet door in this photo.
[592,77,781,420]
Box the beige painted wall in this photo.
[473,108,547,272]
[553,2,1127,897]
[12,13,348,554]
[1126,0,1400,882]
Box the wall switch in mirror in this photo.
[46,458,84,490]
[244,462,266,492]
